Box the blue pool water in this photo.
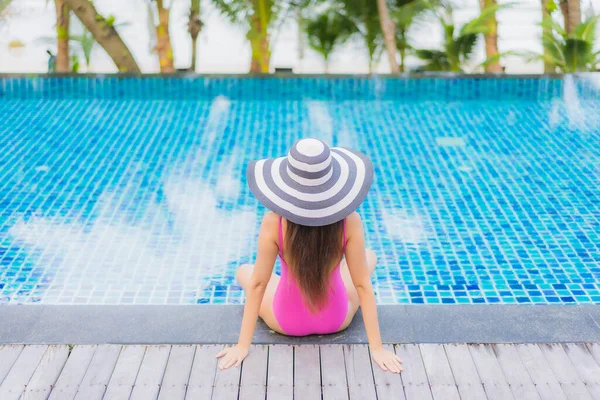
[1,76,599,305]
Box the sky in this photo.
[0,0,598,74]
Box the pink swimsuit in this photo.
[273,217,349,336]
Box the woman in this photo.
[217,138,403,373]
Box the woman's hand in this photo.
[216,345,249,369]
[371,347,403,373]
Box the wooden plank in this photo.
[587,343,600,366]
[23,345,70,400]
[443,344,487,400]
[158,345,196,400]
[130,345,171,400]
[49,345,97,400]
[395,344,432,400]
[212,346,242,399]
[74,344,122,400]
[0,345,48,400]
[563,344,600,398]
[267,345,293,399]
[516,344,567,400]
[419,344,460,400]
[239,345,267,400]
[371,344,405,400]
[104,345,146,400]
[344,345,377,400]
[294,345,321,400]
[185,345,220,399]
[492,344,540,400]
[0,346,24,386]
[320,344,348,400]
[468,344,514,400]
[539,344,594,400]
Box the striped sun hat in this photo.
[247,138,374,227]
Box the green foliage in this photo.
[546,0,558,14]
[416,4,506,72]
[340,0,383,71]
[71,55,80,72]
[527,16,599,72]
[0,0,14,21]
[303,6,356,67]
[389,0,437,71]
[105,14,116,27]
[70,30,96,66]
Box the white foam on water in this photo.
[563,74,585,129]
[8,175,255,288]
[35,165,49,172]
[381,208,429,245]
[204,95,231,148]
[216,152,241,199]
[548,98,561,128]
[307,101,333,145]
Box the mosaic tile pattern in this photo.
[0,77,599,305]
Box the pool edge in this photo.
[1,304,599,344]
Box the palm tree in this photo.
[212,0,279,73]
[415,5,504,72]
[303,7,356,72]
[54,0,70,72]
[528,16,599,72]
[560,0,581,34]
[64,0,139,72]
[541,0,556,72]
[479,0,501,72]
[342,0,383,73]
[377,0,399,72]
[389,0,435,72]
[147,0,175,73]
[188,0,203,71]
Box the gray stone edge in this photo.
[1,304,599,345]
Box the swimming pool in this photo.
[1,75,599,305]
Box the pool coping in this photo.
[1,304,599,344]
[0,72,585,79]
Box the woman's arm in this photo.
[345,212,403,373]
[217,212,278,369]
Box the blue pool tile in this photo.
[0,76,599,305]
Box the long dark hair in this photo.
[285,219,344,312]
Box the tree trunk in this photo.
[559,0,570,32]
[54,0,70,72]
[249,34,270,73]
[155,0,174,73]
[479,0,502,73]
[188,0,201,72]
[248,4,270,74]
[541,0,555,73]
[567,0,580,33]
[376,0,399,73]
[64,0,139,72]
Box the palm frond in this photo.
[460,3,510,36]
[571,15,598,43]
[541,15,567,38]
[415,48,451,71]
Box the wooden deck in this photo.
[1,343,599,399]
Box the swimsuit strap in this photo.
[278,216,284,257]
[343,218,347,251]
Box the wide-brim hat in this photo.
[247,138,374,227]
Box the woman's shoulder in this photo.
[346,211,362,226]
[262,211,280,225]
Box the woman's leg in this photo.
[337,248,377,331]
[236,264,285,334]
